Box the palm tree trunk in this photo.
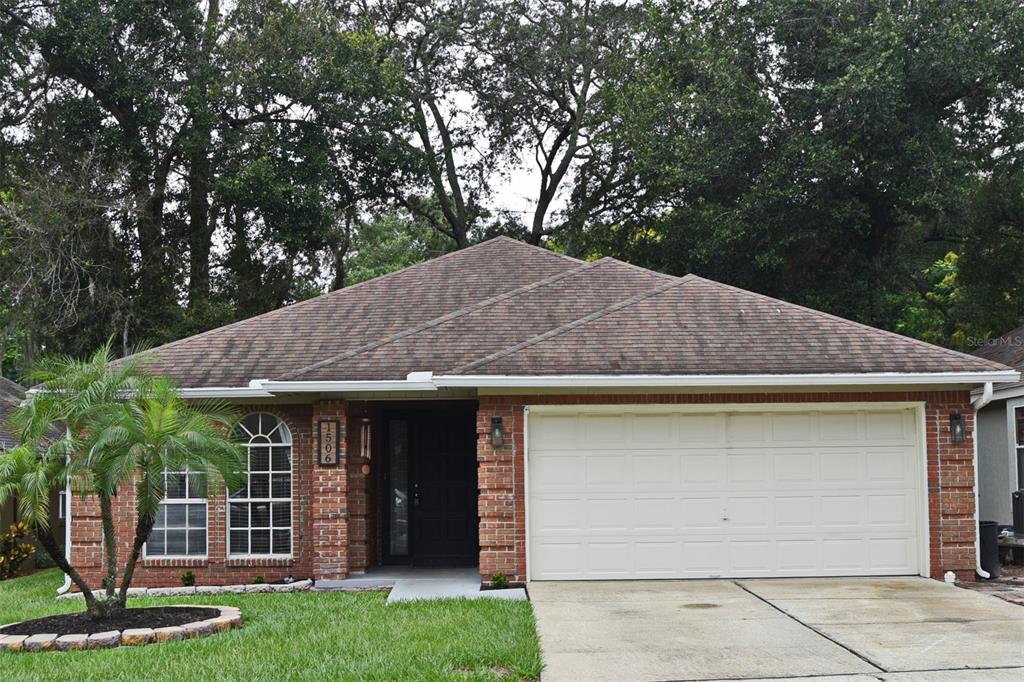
[117,515,154,607]
[98,493,119,602]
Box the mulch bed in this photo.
[0,607,219,636]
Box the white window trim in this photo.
[1007,398,1024,495]
[227,413,294,560]
[143,470,209,560]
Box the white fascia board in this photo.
[257,379,437,393]
[434,370,1021,388]
[179,387,276,399]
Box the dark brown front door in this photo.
[384,406,478,566]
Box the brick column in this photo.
[346,402,373,573]
[311,400,349,581]
[477,397,526,583]
[926,393,978,581]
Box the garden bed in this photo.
[0,605,242,652]
[0,606,219,636]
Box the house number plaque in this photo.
[318,420,341,467]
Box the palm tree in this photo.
[0,342,246,619]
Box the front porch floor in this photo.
[316,567,528,603]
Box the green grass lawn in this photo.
[0,570,541,681]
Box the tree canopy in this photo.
[1,0,1022,377]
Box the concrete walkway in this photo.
[531,577,1024,682]
[316,567,527,604]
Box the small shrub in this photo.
[34,548,57,569]
[181,570,196,587]
[253,576,264,584]
[0,522,37,580]
[490,572,510,589]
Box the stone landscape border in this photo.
[56,578,313,599]
[0,605,242,652]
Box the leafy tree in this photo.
[1,0,413,366]
[343,213,454,286]
[467,0,642,244]
[1,343,245,619]
[561,0,1024,336]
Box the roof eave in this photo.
[177,370,1020,398]
[432,370,1020,389]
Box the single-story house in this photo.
[1,377,66,557]
[973,326,1024,528]
[67,237,1019,587]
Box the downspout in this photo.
[972,382,994,580]
[57,430,72,596]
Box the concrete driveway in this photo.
[529,577,1024,682]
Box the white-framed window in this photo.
[229,413,292,556]
[1013,403,1024,490]
[145,470,208,557]
[57,490,67,520]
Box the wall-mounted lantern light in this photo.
[950,413,967,444]
[360,418,372,460]
[491,417,504,448]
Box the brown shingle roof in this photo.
[139,237,1010,387]
[283,258,671,381]
[138,237,580,386]
[451,276,1009,375]
[974,325,1024,370]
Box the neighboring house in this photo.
[67,238,1018,587]
[974,326,1024,527]
[0,377,66,556]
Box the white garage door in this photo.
[527,405,924,580]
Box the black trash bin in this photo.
[979,520,1001,579]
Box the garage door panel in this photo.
[777,540,819,570]
[528,407,922,580]
[532,497,583,533]
[775,496,817,526]
[869,537,914,569]
[585,454,630,486]
[727,453,770,483]
[530,415,580,448]
[633,414,676,443]
[866,493,912,526]
[679,414,726,442]
[774,453,817,482]
[727,497,773,527]
[530,453,583,488]
[582,415,629,446]
[587,498,632,531]
[633,497,677,531]
[820,495,866,526]
[819,412,864,441]
[633,453,680,486]
[680,497,725,528]
[681,453,725,483]
[820,450,863,482]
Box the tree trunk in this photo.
[186,142,213,310]
[117,513,155,607]
[186,0,220,311]
[98,494,119,601]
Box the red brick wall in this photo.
[477,391,978,584]
[346,402,374,573]
[71,404,315,588]
[310,400,349,581]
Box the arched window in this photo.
[229,413,292,556]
